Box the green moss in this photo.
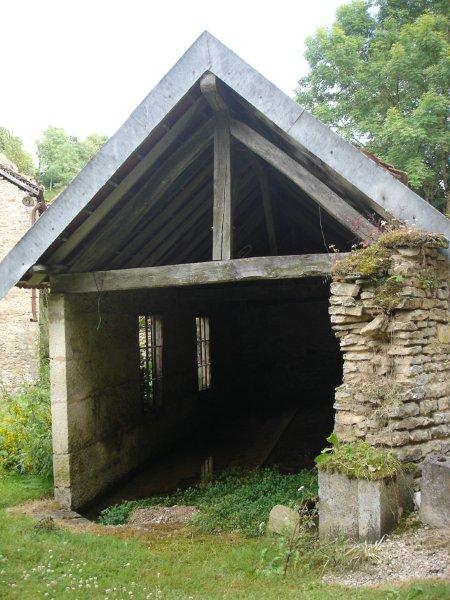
[332,242,390,279]
[332,228,448,281]
[315,438,413,481]
[379,229,448,249]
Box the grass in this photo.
[315,438,413,480]
[99,468,317,537]
[1,473,449,599]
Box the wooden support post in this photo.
[213,114,232,260]
[200,73,233,261]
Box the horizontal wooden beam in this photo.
[50,254,345,294]
[229,119,378,241]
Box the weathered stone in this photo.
[387,346,422,356]
[419,454,450,528]
[329,305,364,317]
[330,282,361,297]
[319,471,413,542]
[268,505,300,535]
[360,315,388,337]
[437,324,450,343]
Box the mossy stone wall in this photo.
[330,236,449,473]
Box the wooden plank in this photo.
[229,119,378,241]
[212,114,232,260]
[48,98,207,265]
[51,254,342,294]
[70,119,214,271]
[247,154,277,254]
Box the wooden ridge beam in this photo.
[51,254,343,294]
[229,119,378,241]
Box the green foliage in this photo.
[0,126,35,176]
[99,468,317,537]
[37,126,107,193]
[332,241,391,279]
[315,435,412,480]
[0,366,52,478]
[371,275,404,313]
[296,0,450,211]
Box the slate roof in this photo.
[0,32,448,299]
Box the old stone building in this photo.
[0,155,43,392]
[0,33,448,510]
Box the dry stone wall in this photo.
[330,239,449,470]
[0,156,39,392]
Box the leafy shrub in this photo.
[99,468,317,537]
[315,434,412,480]
[0,365,52,478]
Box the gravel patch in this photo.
[323,525,450,587]
[128,505,199,527]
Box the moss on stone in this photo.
[378,229,448,249]
[316,440,413,481]
[332,228,448,281]
[332,242,390,279]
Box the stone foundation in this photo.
[330,240,449,469]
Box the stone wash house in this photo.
[0,33,448,510]
[0,154,43,392]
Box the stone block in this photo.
[419,454,450,528]
[318,471,413,542]
[360,315,388,337]
[330,282,361,297]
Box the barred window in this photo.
[195,316,211,391]
[138,315,163,409]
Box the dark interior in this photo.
[90,279,342,514]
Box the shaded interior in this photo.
[81,279,342,514]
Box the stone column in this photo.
[330,239,449,469]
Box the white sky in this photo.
[0,0,343,159]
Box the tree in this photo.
[0,127,35,176]
[37,127,107,192]
[296,0,449,212]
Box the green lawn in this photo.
[0,473,449,599]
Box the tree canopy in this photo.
[296,0,449,212]
[37,127,107,193]
[0,127,35,176]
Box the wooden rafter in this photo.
[229,119,378,241]
[70,119,214,271]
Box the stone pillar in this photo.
[49,292,143,509]
[330,238,449,469]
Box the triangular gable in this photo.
[0,31,448,299]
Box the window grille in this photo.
[196,316,211,391]
[138,315,163,409]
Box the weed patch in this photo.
[0,365,52,478]
[99,468,317,537]
[315,435,413,480]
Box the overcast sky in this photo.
[1,0,343,158]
